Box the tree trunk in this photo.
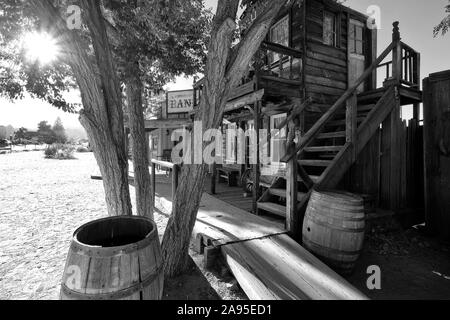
[162,164,209,275]
[126,66,154,220]
[30,0,133,217]
[161,0,291,277]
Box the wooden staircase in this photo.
[257,88,397,218]
[257,23,422,236]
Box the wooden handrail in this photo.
[400,41,419,55]
[281,40,397,163]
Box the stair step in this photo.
[300,175,321,183]
[318,154,337,159]
[317,131,346,139]
[304,146,343,153]
[298,159,332,167]
[269,188,307,200]
[358,104,376,112]
[257,202,286,218]
[327,117,365,127]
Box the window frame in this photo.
[268,14,290,65]
[323,10,338,47]
[349,19,366,56]
[269,113,288,165]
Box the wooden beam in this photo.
[225,89,265,113]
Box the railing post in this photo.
[346,93,358,160]
[210,163,217,195]
[172,164,179,201]
[151,161,156,212]
[253,100,261,215]
[286,157,299,239]
[413,52,421,120]
[392,22,402,84]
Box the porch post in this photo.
[253,100,261,215]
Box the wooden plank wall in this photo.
[303,0,352,130]
[423,72,450,240]
[341,119,424,216]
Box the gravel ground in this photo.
[0,151,116,300]
[0,151,245,300]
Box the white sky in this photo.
[1,0,449,130]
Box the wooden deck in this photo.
[204,175,253,213]
[151,179,366,300]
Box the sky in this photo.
[1,0,449,130]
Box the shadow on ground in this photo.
[345,217,450,300]
[163,258,222,300]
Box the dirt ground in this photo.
[0,151,449,300]
[346,217,450,300]
[0,151,245,300]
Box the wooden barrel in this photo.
[60,216,164,300]
[302,191,366,275]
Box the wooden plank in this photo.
[305,57,347,74]
[257,202,287,218]
[298,159,332,167]
[317,131,346,139]
[307,42,347,60]
[221,234,368,300]
[304,146,343,153]
[306,83,345,97]
[304,65,348,82]
[225,89,265,112]
[193,193,286,248]
[306,51,347,68]
[305,75,347,90]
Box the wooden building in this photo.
[194,0,423,239]
[130,90,193,162]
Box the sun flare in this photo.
[22,32,59,65]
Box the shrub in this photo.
[45,144,76,160]
[76,146,90,153]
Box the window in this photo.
[323,12,337,46]
[269,15,289,63]
[226,123,237,164]
[349,21,365,55]
[270,114,287,165]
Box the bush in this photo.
[76,146,90,153]
[45,144,76,160]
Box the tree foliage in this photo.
[434,1,450,36]
[0,1,77,111]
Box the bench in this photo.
[217,167,240,187]
[0,147,12,154]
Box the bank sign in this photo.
[167,90,194,114]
